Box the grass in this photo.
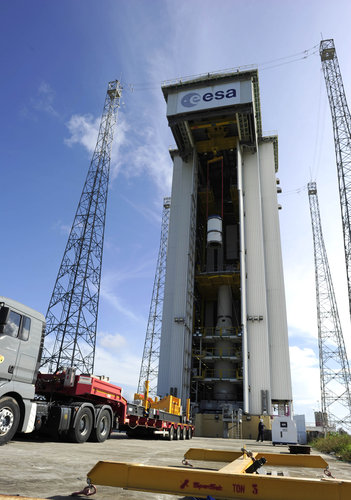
[312,433,351,462]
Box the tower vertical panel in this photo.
[237,146,249,413]
[157,152,196,401]
[242,150,271,414]
[259,141,292,402]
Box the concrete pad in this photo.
[1,433,350,499]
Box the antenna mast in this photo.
[308,181,351,431]
[320,39,351,320]
[42,80,122,374]
[137,197,171,397]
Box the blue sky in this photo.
[1,0,351,424]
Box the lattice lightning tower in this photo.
[137,197,171,397]
[320,39,351,321]
[42,80,122,374]
[308,182,351,431]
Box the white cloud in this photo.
[51,219,71,236]
[98,331,127,350]
[100,287,143,323]
[64,114,100,153]
[120,195,162,226]
[120,141,172,195]
[21,81,59,119]
[34,82,59,117]
[285,264,317,340]
[64,109,172,196]
[94,333,141,401]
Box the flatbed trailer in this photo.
[35,371,194,443]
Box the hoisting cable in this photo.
[72,478,97,496]
[126,44,319,92]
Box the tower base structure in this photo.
[157,70,292,434]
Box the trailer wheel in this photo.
[185,427,190,439]
[90,409,111,443]
[69,407,93,443]
[0,397,20,445]
[180,427,185,440]
[168,425,174,441]
[175,426,181,440]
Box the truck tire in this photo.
[90,409,111,443]
[180,427,185,440]
[0,397,20,446]
[168,425,174,441]
[69,407,93,443]
[175,426,181,440]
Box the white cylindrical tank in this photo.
[207,215,222,246]
[216,285,232,331]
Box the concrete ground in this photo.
[1,432,351,499]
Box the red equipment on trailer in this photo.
[34,370,194,443]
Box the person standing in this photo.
[256,418,264,442]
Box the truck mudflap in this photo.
[21,400,37,433]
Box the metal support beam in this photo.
[87,448,351,500]
[184,447,328,468]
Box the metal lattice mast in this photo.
[308,182,351,431]
[137,197,171,397]
[42,80,122,374]
[320,39,351,320]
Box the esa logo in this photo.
[181,88,237,108]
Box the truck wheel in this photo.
[90,410,111,443]
[175,426,181,440]
[0,397,20,445]
[168,425,174,441]
[69,407,93,443]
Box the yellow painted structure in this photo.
[195,413,271,439]
[184,448,328,468]
[150,394,181,415]
[195,413,226,437]
[87,447,351,499]
[242,415,271,439]
[134,381,182,416]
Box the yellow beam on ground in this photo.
[0,496,47,500]
[219,453,258,474]
[185,448,242,462]
[184,448,329,468]
[87,460,351,500]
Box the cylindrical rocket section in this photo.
[207,215,222,246]
[214,285,235,401]
[216,285,232,331]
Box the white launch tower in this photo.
[157,70,292,432]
